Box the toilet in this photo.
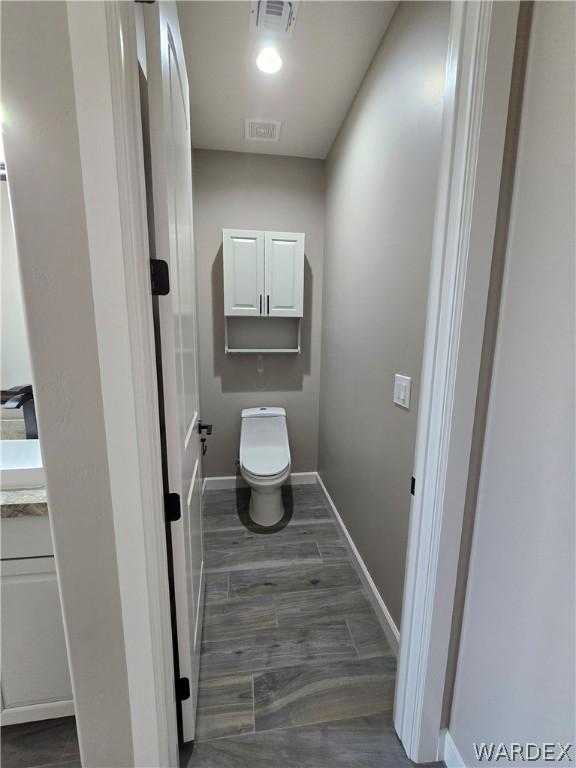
[239,407,291,527]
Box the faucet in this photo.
[1,385,38,439]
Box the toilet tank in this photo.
[241,407,286,419]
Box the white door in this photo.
[223,229,265,316]
[264,231,305,317]
[143,1,204,743]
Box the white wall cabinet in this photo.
[1,555,74,725]
[223,229,304,318]
[222,229,265,316]
[264,232,305,317]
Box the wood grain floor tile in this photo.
[196,673,254,741]
[187,714,442,768]
[203,596,276,641]
[229,562,360,599]
[205,541,322,573]
[347,617,394,659]
[201,625,357,678]
[253,657,396,732]
[275,585,373,627]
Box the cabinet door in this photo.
[264,232,305,317]
[1,557,72,709]
[223,229,265,316]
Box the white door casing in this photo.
[143,1,204,742]
[265,231,305,317]
[394,1,520,762]
[223,229,265,316]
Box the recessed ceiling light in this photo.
[256,47,282,75]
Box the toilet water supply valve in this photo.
[198,420,213,456]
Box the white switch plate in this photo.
[394,374,411,409]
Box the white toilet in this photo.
[239,407,291,527]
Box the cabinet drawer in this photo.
[1,516,54,559]
[1,557,72,710]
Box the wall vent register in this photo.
[223,228,305,354]
[249,1,299,39]
[245,119,281,143]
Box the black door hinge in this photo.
[165,493,181,523]
[150,259,170,296]
[410,477,416,496]
[177,677,191,701]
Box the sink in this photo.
[0,439,44,490]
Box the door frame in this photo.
[68,2,179,764]
[3,1,178,764]
[68,0,520,763]
[394,1,520,763]
[6,0,520,764]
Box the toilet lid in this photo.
[240,416,290,477]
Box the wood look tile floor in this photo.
[189,485,443,768]
[1,485,443,768]
[0,717,80,768]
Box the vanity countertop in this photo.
[0,488,48,518]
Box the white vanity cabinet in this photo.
[223,229,304,318]
[1,557,73,723]
[1,515,74,725]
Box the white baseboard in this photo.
[316,473,400,657]
[1,699,75,726]
[439,729,465,768]
[202,472,318,493]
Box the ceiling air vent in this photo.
[249,1,299,39]
[245,119,281,143]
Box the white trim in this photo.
[202,471,318,492]
[439,730,466,768]
[68,3,177,765]
[193,560,205,650]
[0,700,75,727]
[184,411,199,451]
[394,1,519,763]
[187,458,199,508]
[316,473,400,656]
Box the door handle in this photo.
[259,295,262,315]
[267,295,270,315]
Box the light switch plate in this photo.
[394,374,411,409]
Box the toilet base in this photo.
[249,486,284,527]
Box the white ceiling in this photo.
[178,1,397,160]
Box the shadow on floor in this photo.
[234,485,294,534]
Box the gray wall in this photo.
[449,3,575,763]
[2,2,134,763]
[194,150,324,476]
[1,181,33,389]
[317,2,449,627]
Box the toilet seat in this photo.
[240,410,290,478]
[240,463,290,483]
